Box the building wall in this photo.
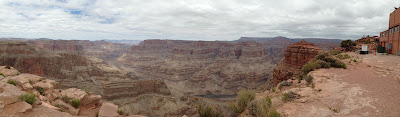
[389,9,400,28]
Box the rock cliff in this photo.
[0,66,145,117]
[272,40,320,85]
[118,40,283,96]
[0,40,194,116]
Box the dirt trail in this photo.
[262,52,400,117]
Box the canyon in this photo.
[0,37,341,116]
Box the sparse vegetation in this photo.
[5,65,10,69]
[198,104,221,117]
[282,92,298,103]
[36,87,45,95]
[270,87,275,92]
[0,73,5,77]
[71,99,80,108]
[228,90,256,116]
[343,54,350,59]
[19,93,36,105]
[280,81,292,86]
[118,109,127,115]
[311,83,315,88]
[304,75,313,85]
[247,97,281,117]
[61,95,71,103]
[341,40,356,51]
[7,79,16,86]
[329,107,339,113]
[301,52,347,75]
[330,50,341,55]
[84,89,90,94]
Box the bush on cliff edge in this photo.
[302,52,347,74]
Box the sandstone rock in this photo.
[99,102,118,117]
[0,66,19,76]
[3,101,32,114]
[81,94,101,107]
[24,105,73,117]
[52,99,79,116]
[0,82,26,106]
[273,41,320,85]
[61,88,87,100]
[41,101,59,110]
[33,81,54,89]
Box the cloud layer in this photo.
[0,0,398,40]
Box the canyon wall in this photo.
[118,40,286,96]
[272,40,320,85]
[0,40,195,116]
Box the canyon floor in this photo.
[258,52,400,117]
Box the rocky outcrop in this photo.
[273,40,320,85]
[0,40,194,116]
[0,66,141,117]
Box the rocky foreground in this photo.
[0,66,145,117]
[258,53,400,117]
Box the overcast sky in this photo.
[0,0,398,41]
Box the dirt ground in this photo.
[260,52,400,117]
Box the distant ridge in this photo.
[235,36,343,44]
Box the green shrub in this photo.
[302,52,347,75]
[311,83,315,88]
[19,93,36,105]
[229,90,256,116]
[282,92,298,102]
[36,87,45,96]
[61,95,71,103]
[280,81,292,86]
[343,54,350,59]
[330,50,341,55]
[7,80,16,86]
[304,75,313,85]
[341,40,356,51]
[0,73,5,77]
[270,87,275,92]
[198,104,221,117]
[118,109,126,115]
[71,99,80,108]
[247,97,280,117]
[84,89,90,94]
[237,90,256,111]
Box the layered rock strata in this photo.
[273,40,320,85]
[0,66,144,117]
[118,40,283,95]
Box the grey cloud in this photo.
[0,0,398,40]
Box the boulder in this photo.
[61,88,86,100]
[0,67,19,76]
[99,102,118,117]
[51,99,79,116]
[80,94,101,107]
[33,81,54,89]
[0,82,26,106]
[3,101,32,114]
[24,105,73,117]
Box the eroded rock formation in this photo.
[273,40,320,85]
[0,66,145,117]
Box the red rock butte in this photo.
[273,40,320,85]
